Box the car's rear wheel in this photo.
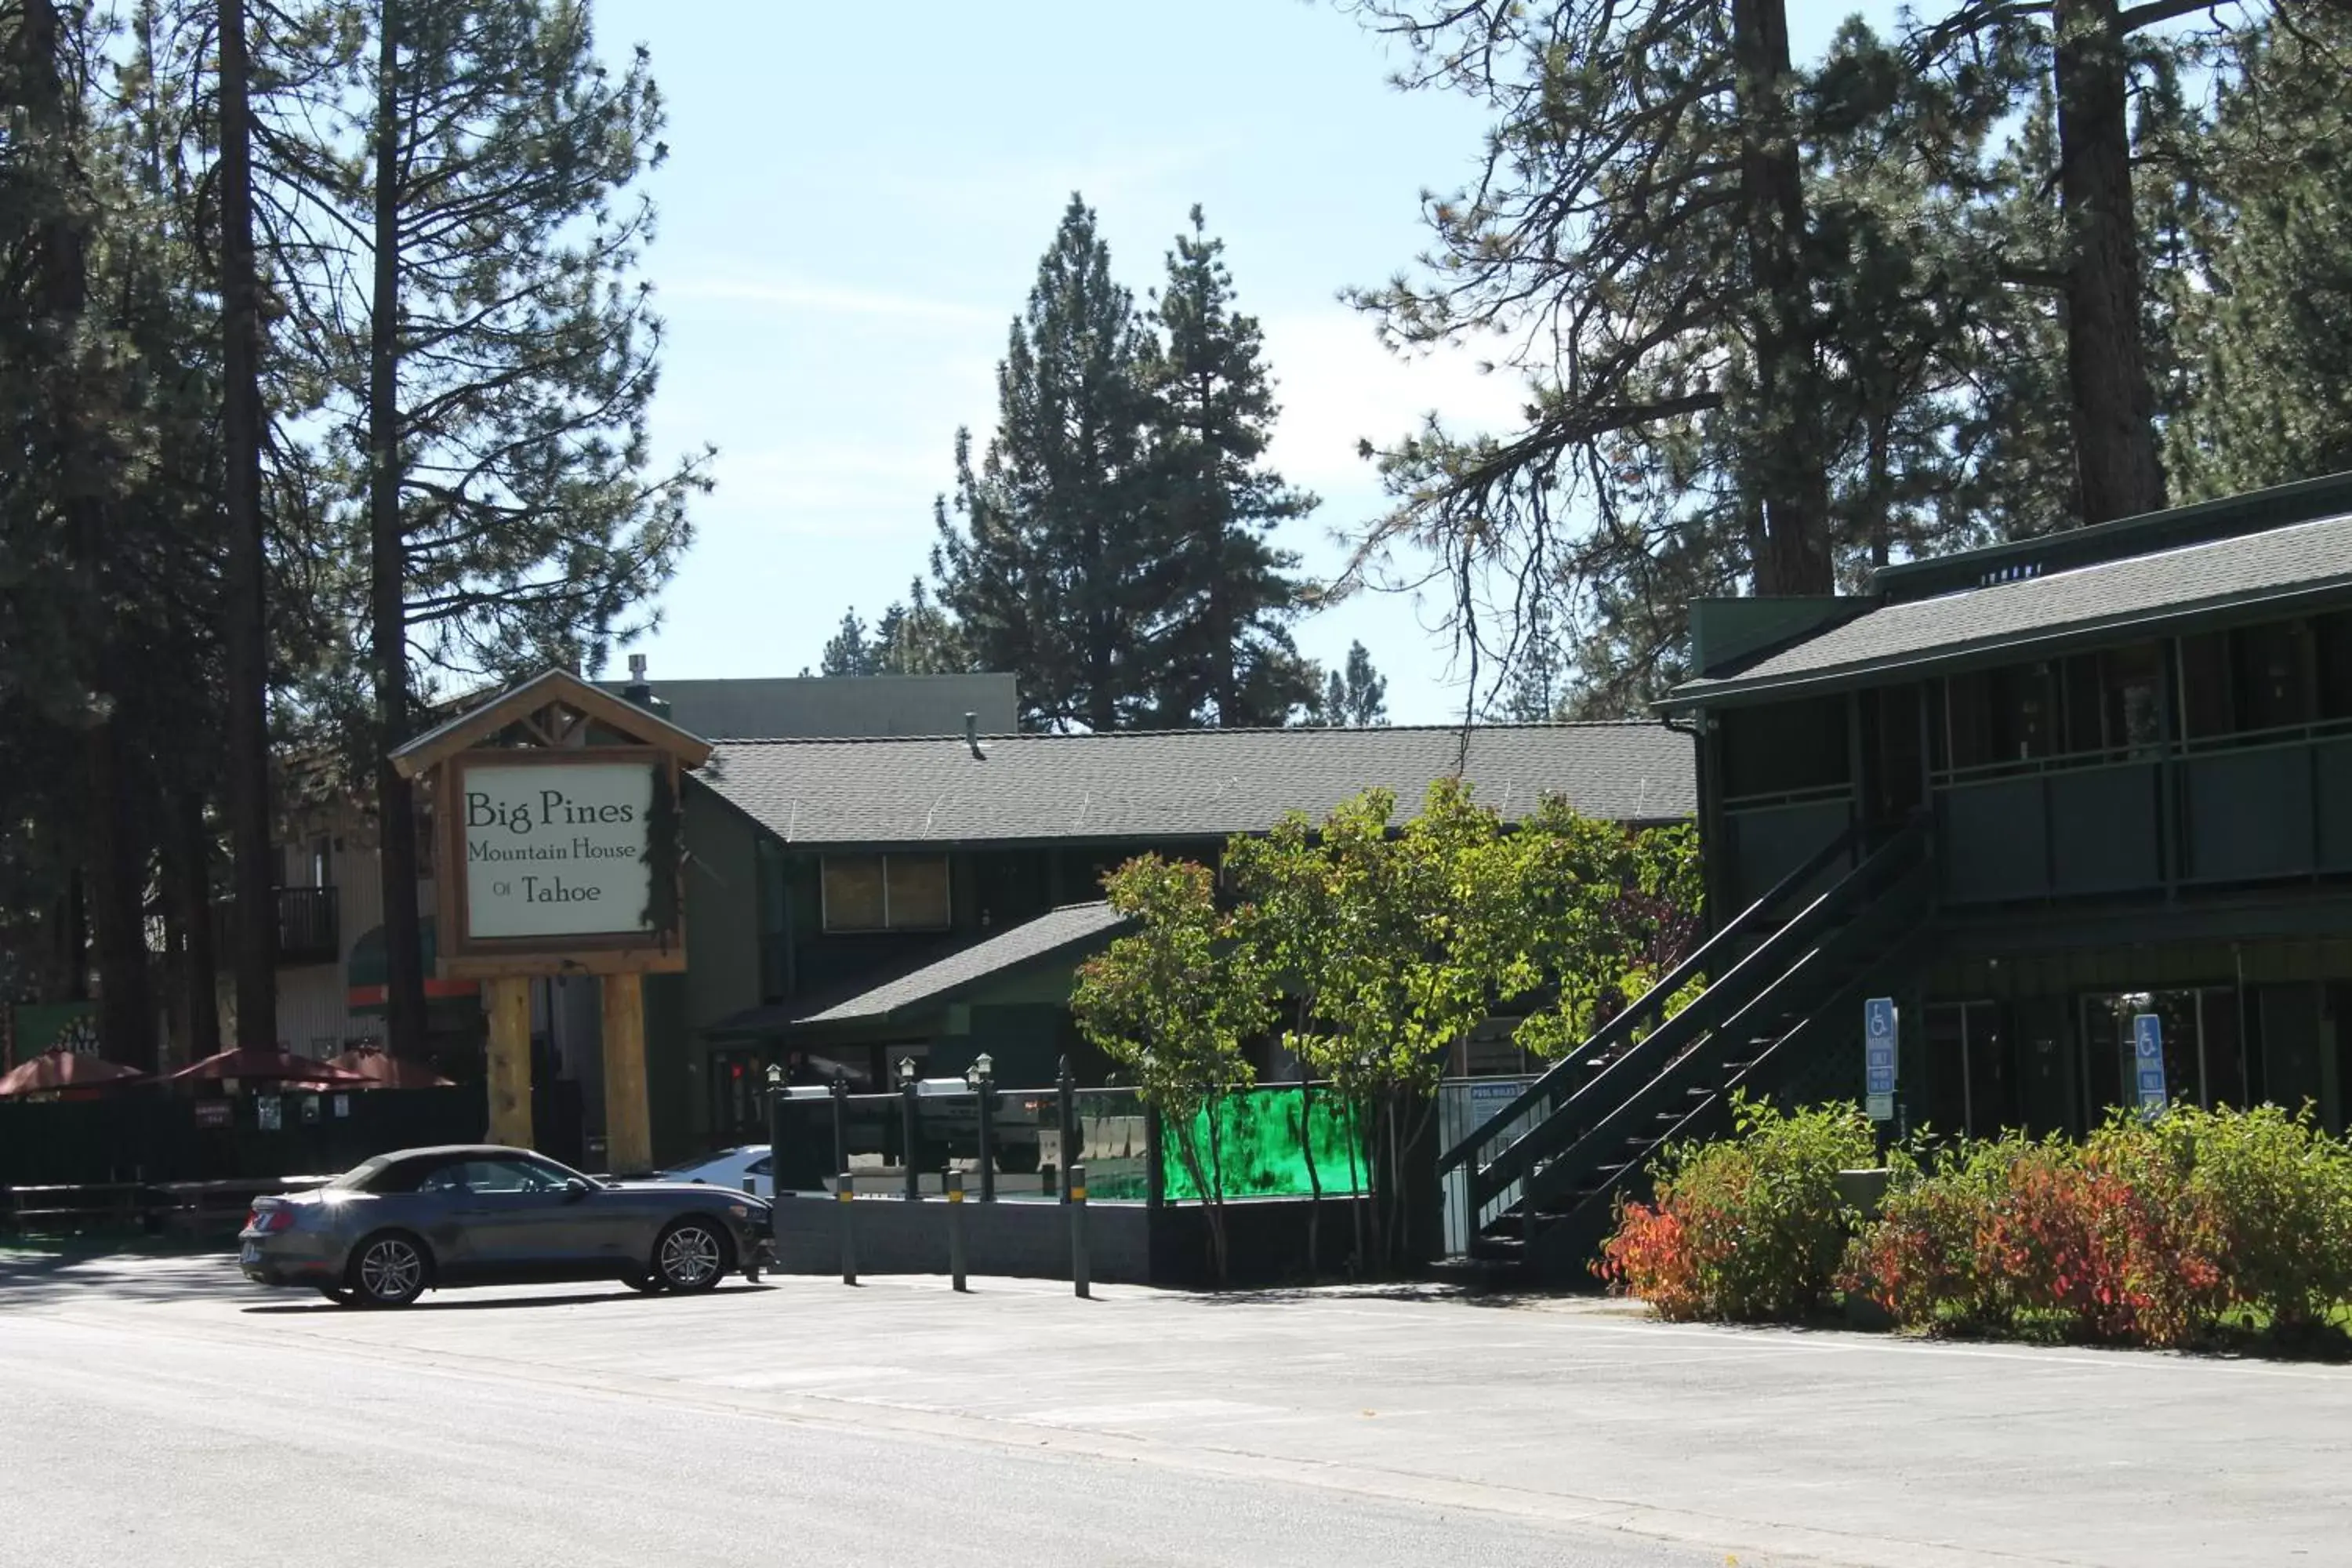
[347,1232,429,1308]
[995,1139,1042,1175]
[317,1285,357,1308]
[620,1268,662,1294]
[653,1218,727,1294]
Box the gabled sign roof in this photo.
[388,668,713,779]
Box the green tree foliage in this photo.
[1307,640,1388,728]
[2165,10,2352,497]
[1341,0,2352,716]
[929,196,1320,729]
[818,580,967,677]
[0,0,225,1060]
[1221,780,1703,1264]
[1145,206,1319,726]
[267,0,709,1047]
[933,195,1164,731]
[1071,856,1272,1282]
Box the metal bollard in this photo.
[1069,1161,1090,1300]
[946,1169,968,1292]
[837,1171,858,1286]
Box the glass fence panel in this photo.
[1160,1086,1369,1202]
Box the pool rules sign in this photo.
[462,760,656,940]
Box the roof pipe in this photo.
[964,711,985,760]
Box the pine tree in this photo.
[932,194,1167,731]
[2167,9,2352,495]
[271,0,709,1048]
[1143,207,1318,727]
[1310,642,1390,728]
[0,0,227,1062]
[818,610,874,677]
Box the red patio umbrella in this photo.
[163,1046,371,1087]
[0,1048,146,1099]
[327,1045,455,1089]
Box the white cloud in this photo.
[1258,309,1532,499]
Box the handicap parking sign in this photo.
[2132,1014,2167,1112]
[1864,998,1898,1118]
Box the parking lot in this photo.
[5,1250,2350,1567]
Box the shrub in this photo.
[1843,1106,2352,1349]
[2161,1104,2352,1332]
[1595,1095,1875,1321]
[1838,1135,2017,1334]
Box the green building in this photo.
[1441,473,2352,1280]
[1667,473,2352,1138]
[648,720,1695,1158]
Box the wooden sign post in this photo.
[389,670,710,1172]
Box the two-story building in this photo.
[1662,471,2352,1138]
[652,718,1697,1156]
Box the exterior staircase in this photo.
[1437,813,1940,1283]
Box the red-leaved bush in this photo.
[1841,1107,2349,1348]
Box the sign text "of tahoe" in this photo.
[463,761,655,940]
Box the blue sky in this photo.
[596,0,1889,724]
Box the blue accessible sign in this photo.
[1864,996,1898,1122]
[2132,1013,2167,1114]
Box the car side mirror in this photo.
[563,1178,593,1202]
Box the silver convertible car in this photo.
[238,1144,775,1308]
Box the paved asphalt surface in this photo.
[5,1254,2350,1568]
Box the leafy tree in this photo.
[1341,0,1840,700]
[818,609,874,677]
[2167,9,2352,495]
[818,580,968,677]
[272,0,709,1048]
[0,0,227,1063]
[1071,855,1272,1283]
[1308,641,1388,728]
[932,195,1166,731]
[1143,206,1319,727]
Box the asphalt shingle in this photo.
[693,722,1693,848]
[1671,511,2352,704]
[799,901,1130,1023]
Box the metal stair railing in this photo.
[1463,814,1934,1222]
[1437,822,1862,1185]
[1505,827,1947,1260]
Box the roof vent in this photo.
[964,710,985,760]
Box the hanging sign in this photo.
[1864,996,1899,1122]
[2132,1013,2168,1114]
[459,759,656,941]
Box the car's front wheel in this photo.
[347,1232,430,1308]
[652,1218,727,1294]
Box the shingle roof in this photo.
[1668,511,2352,707]
[693,722,1693,847]
[799,902,1129,1024]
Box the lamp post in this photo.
[966,1051,996,1203]
[898,1055,920,1201]
[764,1063,785,1198]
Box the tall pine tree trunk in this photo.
[218,0,278,1049]
[368,2,428,1057]
[85,721,155,1069]
[2054,0,2165,524]
[1732,0,1833,596]
[176,790,223,1061]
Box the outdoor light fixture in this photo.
[764,1063,783,1089]
[965,1051,995,1090]
[897,1056,916,1085]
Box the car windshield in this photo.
[327,1155,396,1192]
[658,1147,756,1175]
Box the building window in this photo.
[821,854,951,933]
